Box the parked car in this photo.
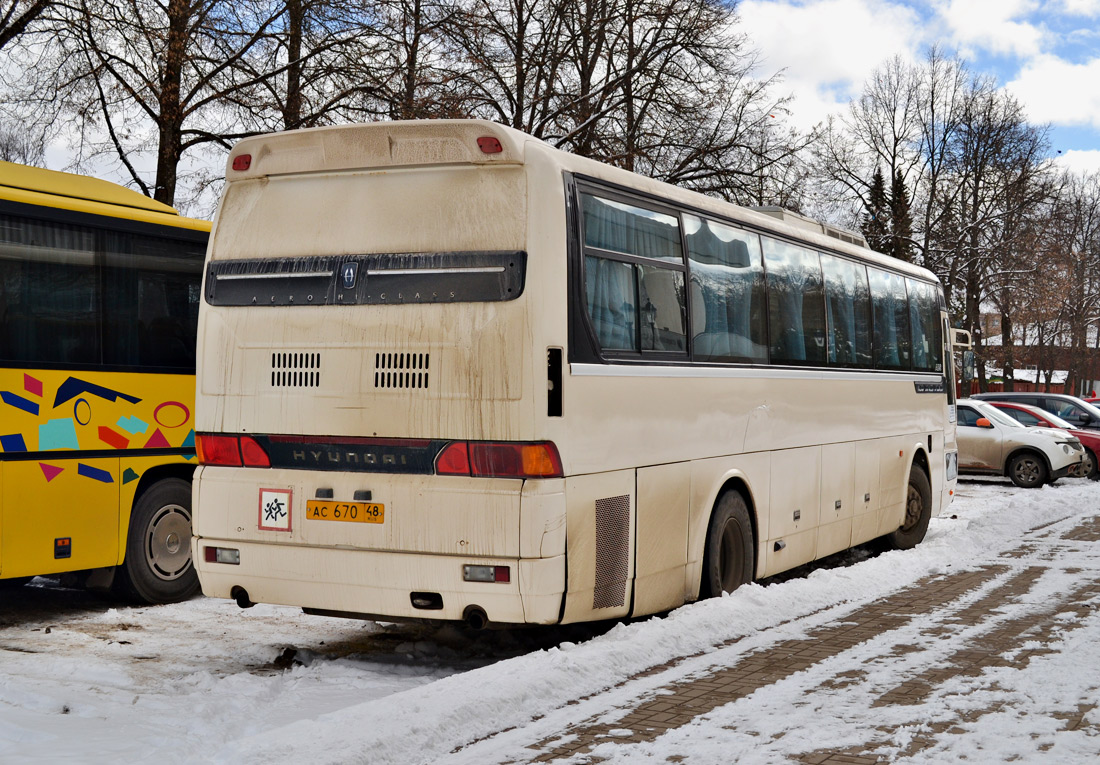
[987,401,1100,480]
[956,399,1085,488]
[971,392,1100,432]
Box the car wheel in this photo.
[115,478,200,604]
[884,465,932,550]
[1084,448,1100,480]
[701,491,754,598]
[1008,452,1048,489]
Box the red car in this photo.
[989,401,1100,479]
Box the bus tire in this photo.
[116,478,200,604]
[1008,451,1048,489]
[885,465,932,551]
[701,491,754,598]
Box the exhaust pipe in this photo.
[462,605,489,630]
[230,586,255,609]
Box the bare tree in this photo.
[0,0,49,50]
[30,0,290,205]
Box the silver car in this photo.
[956,399,1085,488]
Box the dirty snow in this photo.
[2,477,1098,764]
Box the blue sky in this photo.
[737,0,1100,174]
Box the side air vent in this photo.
[593,494,631,609]
[374,352,430,389]
[272,352,321,388]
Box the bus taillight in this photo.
[435,441,563,478]
[196,434,271,467]
[239,436,271,467]
[196,434,242,466]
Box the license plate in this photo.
[305,500,384,524]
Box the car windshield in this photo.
[1039,410,1074,429]
[1066,398,1100,420]
[979,403,1025,428]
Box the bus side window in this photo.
[684,215,767,363]
[907,278,943,373]
[638,266,686,352]
[762,236,826,365]
[820,252,872,367]
[580,192,685,355]
[0,213,99,366]
[868,267,912,371]
[585,255,636,351]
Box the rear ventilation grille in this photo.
[593,494,631,609]
[374,352,430,390]
[272,352,321,388]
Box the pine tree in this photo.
[889,170,914,262]
[861,169,889,253]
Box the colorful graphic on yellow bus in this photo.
[1,371,195,484]
[1,160,208,603]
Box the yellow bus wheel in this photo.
[116,478,200,604]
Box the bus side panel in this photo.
[633,461,690,616]
[875,436,914,536]
[851,439,884,545]
[0,368,195,578]
[763,446,820,577]
[816,442,856,559]
[561,470,635,624]
[686,453,771,599]
[1,458,119,577]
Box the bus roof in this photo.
[0,161,210,233]
[222,119,937,284]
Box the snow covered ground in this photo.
[2,477,1099,764]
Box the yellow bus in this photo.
[193,120,958,627]
[0,161,209,603]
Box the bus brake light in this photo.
[239,436,271,467]
[196,434,242,466]
[436,441,562,478]
[196,434,271,467]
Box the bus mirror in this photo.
[961,350,976,382]
[975,417,992,428]
[951,328,972,349]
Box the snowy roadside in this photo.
[2,478,1094,764]
[220,479,1098,765]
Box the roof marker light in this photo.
[477,137,503,154]
[232,154,252,171]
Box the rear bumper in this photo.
[193,538,565,625]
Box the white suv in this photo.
[956,399,1085,488]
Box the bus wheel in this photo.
[701,491,754,598]
[116,478,200,604]
[885,465,932,550]
[1008,452,1047,489]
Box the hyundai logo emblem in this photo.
[341,262,359,290]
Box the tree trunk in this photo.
[1001,308,1014,391]
[153,0,189,205]
[284,0,304,129]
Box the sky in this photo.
[736,0,1100,175]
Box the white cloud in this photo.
[1056,149,1100,175]
[737,0,924,130]
[1005,54,1100,127]
[935,0,1046,58]
[1058,0,1100,17]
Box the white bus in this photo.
[192,120,958,628]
